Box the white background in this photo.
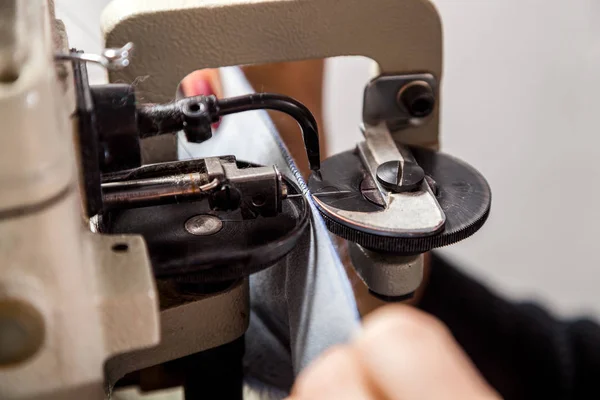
[57,0,600,318]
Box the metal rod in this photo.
[286,191,353,199]
[54,42,134,70]
[102,174,219,210]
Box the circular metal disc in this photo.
[308,147,491,253]
[185,215,224,236]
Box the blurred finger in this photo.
[355,305,500,400]
[180,69,222,98]
[289,345,374,400]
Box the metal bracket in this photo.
[362,73,438,130]
[350,123,445,235]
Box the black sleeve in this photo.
[419,252,600,400]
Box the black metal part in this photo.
[137,96,220,143]
[182,99,215,143]
[308,147,491,253]
[114,335,245,400]
[362,74,437,128]
[217,93,321,171]
[398,82,435,118]
[182,336,244,400]
[376,160,425,193]
[90,84,141,172]
[72,52,103,217]
[101,171,309,282]
[209,185,241,213]
[137,93,321,171]
[137,101,184,137]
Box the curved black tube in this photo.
[137,93,321,172]
[216,93,321,171]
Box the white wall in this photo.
[57,0,600,318]
[326,0,600,318]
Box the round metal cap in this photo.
[376,160,425,192]
[185,215,223,236]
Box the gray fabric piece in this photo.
[178,67,360,395]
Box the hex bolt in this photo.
[397,80,435,118]
[185,214,224,236]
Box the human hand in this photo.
[288,305,500,400]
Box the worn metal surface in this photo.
[102,172,218,210]
[311,124,445,236]
[376,160,425,193]
[101,157,284,217]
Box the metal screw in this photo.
[185,215,223,236]
[397,81,435,118]
[376,160,425,193]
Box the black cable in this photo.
[137,93,321,171]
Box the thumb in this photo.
[355,305,500,399]
[289,306,500,400]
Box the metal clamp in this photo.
[101,157,285,218]
[351,123,445,235]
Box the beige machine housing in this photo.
[102,0,442,149]
[0,0,443,398]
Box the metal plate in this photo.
[308,147,491,253]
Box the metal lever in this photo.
[55,42,134,70]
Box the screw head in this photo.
[185,215,223,236]
[376,160,425,193]
[397,81,435,118]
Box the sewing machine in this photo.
[0,0,490,398]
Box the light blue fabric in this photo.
[178,67,360,396]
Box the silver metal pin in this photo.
[286,191,353,199]
[54,42,134,70]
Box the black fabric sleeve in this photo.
[419,252,600,400]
